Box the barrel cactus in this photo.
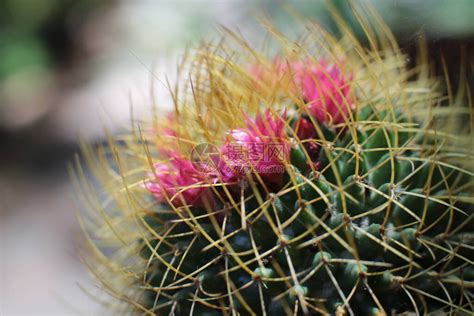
[78,7,473,316]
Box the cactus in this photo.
[77,5,473,316]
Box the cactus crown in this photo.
[77,5,474,315]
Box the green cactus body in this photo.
[78,4,474,315]
[134,109,472,315]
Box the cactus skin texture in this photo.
[77,4,474,316]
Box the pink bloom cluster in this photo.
[146,58,353,207]
[146,110,289,206]
[250,58,353,167]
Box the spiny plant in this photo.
[76,4,474,315]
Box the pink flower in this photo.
[145,154,209,207]
[218,110,290,186]
[250,58,353,125]
[291,59,353,125]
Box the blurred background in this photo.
[1,0,473,315]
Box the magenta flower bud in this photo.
[294,117,320,165]
[292,59,353,125]
[295,117,316,140]
[250,58,353,125]
[218,110,290,186]
[145,154,209,207]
